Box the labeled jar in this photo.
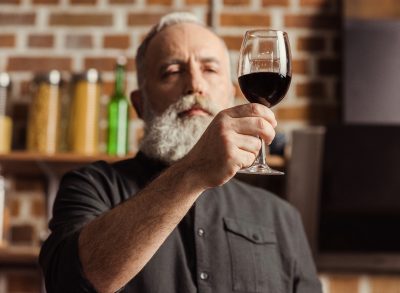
[0,72,12,154]
[68,69,101,155]
[27,70,62,154]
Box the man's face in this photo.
[142,22,234,116]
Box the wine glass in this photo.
[237,29,292,175]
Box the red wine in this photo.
[238,72,291,107]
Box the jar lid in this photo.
[0,72,11,88]
[34,70,62,85]
[72,69,101,84]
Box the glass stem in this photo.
[260,138,266,165]
[253,138,268,166]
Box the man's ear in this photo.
[130,90,143,119]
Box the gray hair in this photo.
[135,12,206,89]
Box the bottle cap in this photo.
[0,73,10,88]
[72,69,101,84]
[34,70,62,85]
[117,56,127,66]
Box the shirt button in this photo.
[200,272,209,280]
[197,228,205,237]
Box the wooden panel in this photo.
[286,127,325,254]
[346,0,400,20]
[328,274,359,293]
[370,276,400,293]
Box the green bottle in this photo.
[107,57,129,156]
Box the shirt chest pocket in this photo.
[224,217,289,293]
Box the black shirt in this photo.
[39,152,322,293]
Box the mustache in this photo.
[174,94,221,117]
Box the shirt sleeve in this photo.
[292,210,323,293]
[39,162,121,293]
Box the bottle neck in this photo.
[114,64,125,98]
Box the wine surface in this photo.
[238,72,291,107]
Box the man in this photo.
[40,12,322,293]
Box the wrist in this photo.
[169,156,210,193]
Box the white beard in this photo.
[139,94,221,165]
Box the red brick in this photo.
[297,36,325,52]
[70,0,97,3]
[296,81,326,99]
[8,271,42,293]
[127,13,165,26]
[222,36,243,51]
[102,81,114,96]
[262,0,289,6]
[292,59,310,75]
[185,0,208,4]
[0,13,35,26]
[31,197,45,217]
[9,198,20,217]
[370,276,400,293]
[28,34,54,48]
[103,35,130,49]
[33,0,59,3]
[328,274,359,293]
[224,0,250,6]
[49,13,113,26]
[7,57,72,72]
[285,14,339,29]
[0,34,15,47]
[14,178,44,191]
[276,104,338,123]
[220,13,270,27]
[65,34,93,49]
[147,0,172,5]
[0,0,20,4]
[318,57,340,75]
[109,0,134,3]
[10,224,35,244]
[84,57,135,72]
[300,0,333,8]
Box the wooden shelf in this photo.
[0,151,286,176]
[0,151,132,176]
[0,245,39,266]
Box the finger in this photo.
[232,133,261,157]
[224,103,277,128]
[236,147,257,169]
[231,117,276,145]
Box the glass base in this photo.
[237,163,284,175]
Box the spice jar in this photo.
[27,70,62,154]
[0,72,12,154]
[68,69,101,155]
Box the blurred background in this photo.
[0,0,400,292]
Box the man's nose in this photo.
[184,67,205,96]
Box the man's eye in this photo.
[204,67,218,73]
[162,70,181,78]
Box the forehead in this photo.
[145,23,228,65]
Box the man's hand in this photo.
[183,103,277,188]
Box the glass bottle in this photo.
[69,69,102,155]
[27,70,62,154]
[0,72,12,154]
[107,57,129,156]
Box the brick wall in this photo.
[0,0,353,292]
[0,0,341,147]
